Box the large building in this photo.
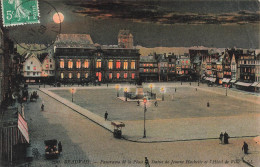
[54,32,140,84]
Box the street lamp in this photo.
[124,87,128,101]
[115,84,119,97]
[160,87,165,101]
[149,84,153,94]
[143,97,147,138]
[71,88,75,102]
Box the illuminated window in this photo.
[117,73,120,79]
[69,73,72,78]
[85,73,88,78]
[46,64,49,68]
[186,60,188,64]
[182,70,184,74]
[96,59,101,68]
[61,72,64,79]
[77,73,80,78]
[108,60,113,69]
[182,61,184,64]
[132,73,135,79]
[84,60,89,68]
[60,59,64,68]
[116,60,121,69]
[33,66,36,70]
[68,60,73,69]
[131,61,135,69]
[109,73,112,79]
[76,60,81,68]
[185,70,188,74]
[124,73,127,78]
[123,61,128,70]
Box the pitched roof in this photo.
[38,53,49,63]
[55,34,94,48]
[118,30,131,36]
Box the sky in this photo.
[3,0,260,49]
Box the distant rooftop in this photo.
[55,34,94,48]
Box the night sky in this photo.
[3,0,260,49]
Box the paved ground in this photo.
[17,86,260,167]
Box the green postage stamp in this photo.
[1,0,40,27]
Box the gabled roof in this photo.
[55,34,94,48]
[118,30,131,36]
[38,53,49,63]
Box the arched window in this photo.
[108,60,113,69]
[84,60,89,68]
[68,60,73,69]
[76,60,81,68]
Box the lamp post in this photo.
[143,97,147,138]
[160,87,165,101]
[149,84,153,94]
[115,84,119,97]
[124,87,128,101]
[226,84,228,96]
[71,88,74,102]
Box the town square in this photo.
[0,0,260,167]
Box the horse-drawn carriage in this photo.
[30,91,39,102]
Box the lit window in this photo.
[76,60,81,68]
[84,60,89,68]
[46,64,49,68]
[85,73,88,78]
[96,59,101,68]
[116,60,121,69]
[61,73,64,79]
[117,73,120,79]
[77,73,80,78]
[69,73,72,78]
[186,60,188,64]
[131,61,135,69]
[108,60,113,69]
[182,61,184,64]
[182,70,184,74]
[68,60,73,69]
[123,61,128,70]
[60,59,64,68]
[132,73,135,79]
[109,73,112,79]
[33,66,36,70]
[124,73,127,78]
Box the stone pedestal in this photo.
[136,85,144,99]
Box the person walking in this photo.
[154,101,158,107]
[137,100,140,106]
[219,132,224,144]
[224,132,229,144]
[175,88,177,92]
[104,111,108,121]
[58,141,62,154]
[242,142,249,154]
[145,157,150,167]
[41,104,44,111]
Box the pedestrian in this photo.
[224,132,229,144]
[190,82,191,86]
[196,88,197,91]
[145,157,150,167]
[219,132,224,144]
[104,111,108,121]
[175,88,176,92]
[207,102,210,107]
[41,104,44,111]
[58,141,62,154]
[107,83,108,87]
[242,142,249,154]
[154,101,158,107]
[137,100,140,106]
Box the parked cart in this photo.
[111,121,125,139]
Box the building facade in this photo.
[54,33,140,84]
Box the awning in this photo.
[222,78,231,83]
[235,82,252,87]
[210,78,216,82]
[205,77,211,81]
[251,82,259,87]
[18,113,29,143]
[230,80,236,83]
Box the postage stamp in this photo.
[1,0,40,27]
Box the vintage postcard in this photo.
[0,0,259,167]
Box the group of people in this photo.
[219,132,249,154]
[30,91,38,101]
[136,100,158,107]
[219,132,230,144]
